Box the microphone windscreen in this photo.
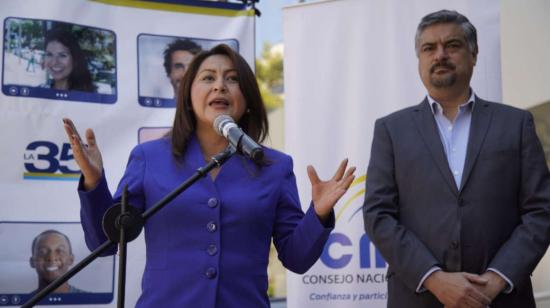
[213,114,234,136]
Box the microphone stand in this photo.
[22,146,236,308]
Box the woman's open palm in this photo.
[307,159,356,222]
[63,118,103,190]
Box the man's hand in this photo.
[468,271,507,302]
[424,270,491,308]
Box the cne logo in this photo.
[23,141,80,181]
[320,174,387,269]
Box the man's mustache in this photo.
[430,62,455,73]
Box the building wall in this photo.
[501,0,550,306]
[501,0,550,109]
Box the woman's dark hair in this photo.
[171,44,269,158]
[44,29,97,92]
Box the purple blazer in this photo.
[79,135,334,307]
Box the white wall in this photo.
[501,0,550,306]
[501,0,550,109]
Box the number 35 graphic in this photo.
[24,141,80,174]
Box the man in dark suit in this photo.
[363,10,550,308]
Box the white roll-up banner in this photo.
[0,0,254,306]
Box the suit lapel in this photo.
[459,97,493,191]
[412,98,459,196]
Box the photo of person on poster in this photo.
[2,17,117,103]
[137,34,238,107]
[29,229,86,294]
[40,28,97,92]
[163,38,202,98]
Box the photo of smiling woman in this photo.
[40,29,97,92]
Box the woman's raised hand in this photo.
[307,159,356,223]
[63,118,103,190]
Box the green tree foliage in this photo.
[256,42,283,111]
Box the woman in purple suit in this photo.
[63,44,355,307]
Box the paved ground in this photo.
[3,51,47,86]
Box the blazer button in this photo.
[458,198,465,207]
[208,198,219,208]
[207,244,218,256]
[205,267,217,279]
[206,221,217,232]
[451,240,459,249]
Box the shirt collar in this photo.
[428,90,476,115]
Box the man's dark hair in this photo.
[31,229,73,255]
[415,10,478,56]
[163,39,202,76]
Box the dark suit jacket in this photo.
[363,97,550,308]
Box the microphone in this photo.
[213,114,264,162]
